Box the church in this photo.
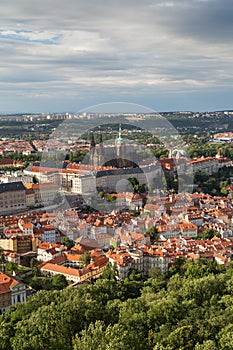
[89,125,141,168]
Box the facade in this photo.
[25,188,35,207]
[95,234,112,248]
[25,163,161,194]
[95,165,161,192]
[18,220,34,235]
[31,183,59,205]
[41,225,57,243]
[0,272,27,314]
[71,174,96,194]
[191,157,219,175]
[0,182,26,215]
[191,155,232,176]
[10,236,32,254]
[89,126,140,168]
[24,126,162,195]
[157,221,198,239]
[37,242,64,262]
[39,254,109,283]
[107,247,170,280]
[0,235,40,254]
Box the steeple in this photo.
[99,133,103,144]
[115,124,123,145]
[90,133,96,149]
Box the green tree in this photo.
[146,226,159,241]
[30,258,40,276]
[102,262,117,280]
[195,340,216,350]
[52,274,68,290]
[98,191,104,198]
[30,276,53,290]
[128,177,141,193]
[106,194,116,202]
[148,267,163,279]
[218,324,233,350]
[165,325,195,350]
[220,180,228,195]
[79,251,91,267]
[62,237,75,250]
[73,320,135,350]
[202,228,220,240]
[5,262,18,275]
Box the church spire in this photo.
[90,133,95,149]
[115,124,123,145]
[99,133,103,144]
[118,124,122,138]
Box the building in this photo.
[0,182,26,215]
[0,235,39,254]
[213,132,233,143]
[37,242,64,262]
[71,174,96,194]
[0,158,24,169]
[8,236,33,254]
[39,254,109,283]
[18,220,34,235]
[25,183,59,205]
[191,157,219,176]
[191,153,232,176]
[0,272,27,314]
[89,126,140,168]
[25,188,35,207]
[38,225,57,244]
[107,246,170,280]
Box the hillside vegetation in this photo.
[1,259,233,350]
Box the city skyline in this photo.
[0,1,233,113]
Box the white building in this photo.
[71,174,96,194]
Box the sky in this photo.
[0,0,233,113]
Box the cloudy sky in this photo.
[0,0,233,113]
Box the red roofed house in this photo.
[37,242,64,262]
[0,272,27,314]
[39,254,109,283]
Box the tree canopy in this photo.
[1,258,233,350]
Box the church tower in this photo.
[90,133,96,149]
[98,133,105,166]
[90,133,96,166]
[115,124,126,167]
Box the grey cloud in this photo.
[0,0,232,112]
[151,0,233,43]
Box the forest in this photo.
[1,258,233,350]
